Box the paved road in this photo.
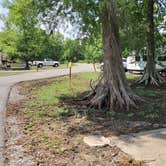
[0,63,94,166]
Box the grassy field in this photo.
[19,72,166,123]
[20,72,99,119]
[6,72,165,165]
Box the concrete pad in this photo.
[84,135,110,147]
[110,128,166,166]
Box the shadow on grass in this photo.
[55,86,166,139]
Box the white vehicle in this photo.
[122,58,127,71]
[126,56,166,76]
[33,59,60,68]
[126,56,145,72]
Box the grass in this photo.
[20,72,165,123]
[126,72,141,82]
[22,72,99,119]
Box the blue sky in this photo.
[0,0,8,31]
[0,0,75,38]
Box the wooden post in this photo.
[92,63,97,72]
[69,67,71,80]
[68,61,72,80]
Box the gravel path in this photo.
[0,63,94,166]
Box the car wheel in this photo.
[53,63,59,67]
[38,63,43,68]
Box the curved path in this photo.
[0,63,94,166]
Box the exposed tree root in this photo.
[80,0,143,112]
[137,70,165,86]
[84,74,143,112]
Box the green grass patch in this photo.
[22,72,165,123]
[126,73,141,82]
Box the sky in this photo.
[0,0,8,31]
[0,0,76,38]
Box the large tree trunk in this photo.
[138,0,164,85]
[86,0,141,111]
[25,60,30,70]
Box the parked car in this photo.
[126,56,145,72]
[33,59,60,68]
[126,56,166,76]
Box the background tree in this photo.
[40,33,64,61]
[138,0,165,85]
[0,29,19,60]
[3,0,42,69]
[63,39,84,62]
[83,35,103,63]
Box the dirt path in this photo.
[0,63,94,166]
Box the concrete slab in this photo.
[111,128,166,166]
[84,135,110,147]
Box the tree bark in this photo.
[86,0,141,111]
[138,0,164,85]
[25,60,30,70]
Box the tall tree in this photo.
[138,0,165,85]
[86,0,140,110]
[39,0,141,111]
[3,0,41,69]
[0,29,19,60]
